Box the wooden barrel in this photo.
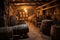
[40,20,53,36]
[51,25,60,40]
[0,27,12,39]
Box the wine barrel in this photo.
[51,25,60,40]
[40,20,53,36]
[0,27,12,39]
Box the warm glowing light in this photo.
[24,8,27,12]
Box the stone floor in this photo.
[19,21,51,40]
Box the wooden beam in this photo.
[10,3,41,6]
[42,5,59,10]
[36,0,57,9]
[10,1,43,3]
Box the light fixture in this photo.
[24,8,27,12]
